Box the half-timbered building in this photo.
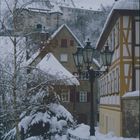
[96,0,139,137]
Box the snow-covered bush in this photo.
[3,90,74,140]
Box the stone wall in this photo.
[122,96,139,138]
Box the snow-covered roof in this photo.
[25,50,40,66]
[50,24,84,48]
[50,0,75,8]
[25,1,50,11]
[96,0,139,50]
[26,1,63,14]
[0,0,61,15]
[26,24,83,66]
[74,0,114,11]
[49,4,63,14]
[113,0,139,10]
[51,0,114,11]
[122,90,140,98]
[36,53,79,86]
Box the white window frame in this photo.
[60,53,68,62]
[111,72,114,93]
[115,68,119,93]
[79,91,87,102]
[61,90,70,102]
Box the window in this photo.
[112,28,115,50]
[36,24,42,31]
[99,81,101,96]
[116,22,119,46]
[61,90,70,102]
[100,80,103,96]
[109,33,112,50]
[115,68,119,93]
[60,54,68,62]
[99,79,103,96]
[111,72,114,93]
[61,39,67,47]
[135,20,140,45]
[79,71,89,80]
[70,40,74,46]
[79,91,87,102]
[109,74,111,94]
[0,95,2,108]
[107,76,109,95]
[135,69,140,90]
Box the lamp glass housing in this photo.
[100,45,113,66]
[83,40,96,67]
[73,47,83,71]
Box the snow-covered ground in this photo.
[68,124,139,140]
[25,124,139,140]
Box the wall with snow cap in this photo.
[122,91,139,137]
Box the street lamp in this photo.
[82,39,97,68]
[73,39,113,137]
[73,46,84,73]
[100,44,114,72]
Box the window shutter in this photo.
[70,88,74,102]
[87,92,91,102]
[76,92,79,102]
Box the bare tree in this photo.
[0,1,40,139]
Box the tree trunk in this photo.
[13,0,20,139]
[13,37,20,140]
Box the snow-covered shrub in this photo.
[3,91,74,140]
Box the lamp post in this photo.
[73,39,113,137]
